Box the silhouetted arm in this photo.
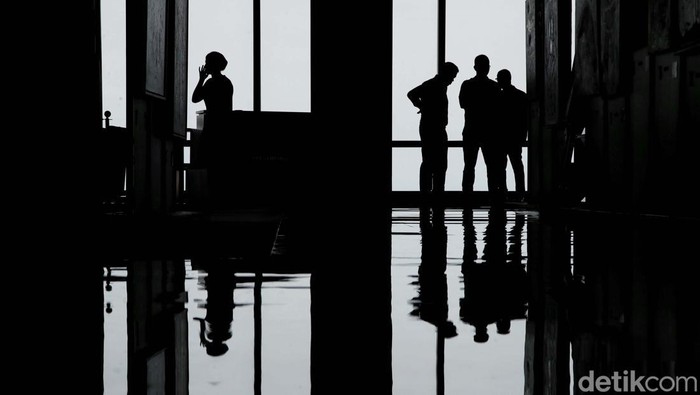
[192,65,208,103]
[407,84,424,111]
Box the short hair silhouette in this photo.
[474,55,490,74]
[205,51,228,72]
[205,342,229,357]
[439,62,459,76]
[496,69,512,84]
[496,318,511,334]
[474,325,489,343]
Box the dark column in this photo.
[526,0,545,206]
[542,0,571,207]
[308,1,393,394]
[630,49,652,211]
[127,0,188,216]
[25,1,107,392]
[525,214,571,395]
[254,0,261,112]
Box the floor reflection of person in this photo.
[410,206,458,338]
[461,209,529,342]
[194,261,237,356]
[460,209,505,342]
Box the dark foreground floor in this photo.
[25,205,700,394]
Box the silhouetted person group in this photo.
[409,55,528,206]
[191,51,527,210]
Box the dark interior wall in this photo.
[526,0,545,205]
[21,2,107,391]
[527,0,571,207]
[529,0,699,216]
[127,0,188,215]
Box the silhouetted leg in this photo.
[419,125,435,198]
[508,145,525,199]
[420,143,434,196]
[462,209,477,265]
[483,143,506,205]
[462,139,479,196]
[419,163,431,191]
[433,141,448,204]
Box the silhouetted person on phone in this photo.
[459,55,505,205]
[192,51,234,210]
[411,206,458,338]
[408,62,459,205]
[496,69,528,202]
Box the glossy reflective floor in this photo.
[101,207,699,394]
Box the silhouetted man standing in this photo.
[408,62,459,204]
[459,55,504,204]
[496,69,528,202]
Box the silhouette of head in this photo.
[439,321,458,338]
[496,318,511,334]
[474,325,489,343]
[205,341,230,357]
[205,51,228,73]
[439,61,459,85]
[195,317,232,357]
[496,69,512,88]
[473,55,490,76]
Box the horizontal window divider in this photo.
[391,141,528,148]
[392,141,463,148]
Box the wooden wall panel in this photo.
[679,0,700,38]
[544,0,571,125]
[527,0,545,97]
[601,0,621,95]
[649,0,675,52]
[172,0,188,139]
[630,49,651,206]
[573,0,600,95]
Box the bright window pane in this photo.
[189,0,254,128]
[445,0,527,141]
[393,147,527,192]
[393,0,438,141]
[261,0,310,112]
[393,147,490,192]
[101,0,126,128]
